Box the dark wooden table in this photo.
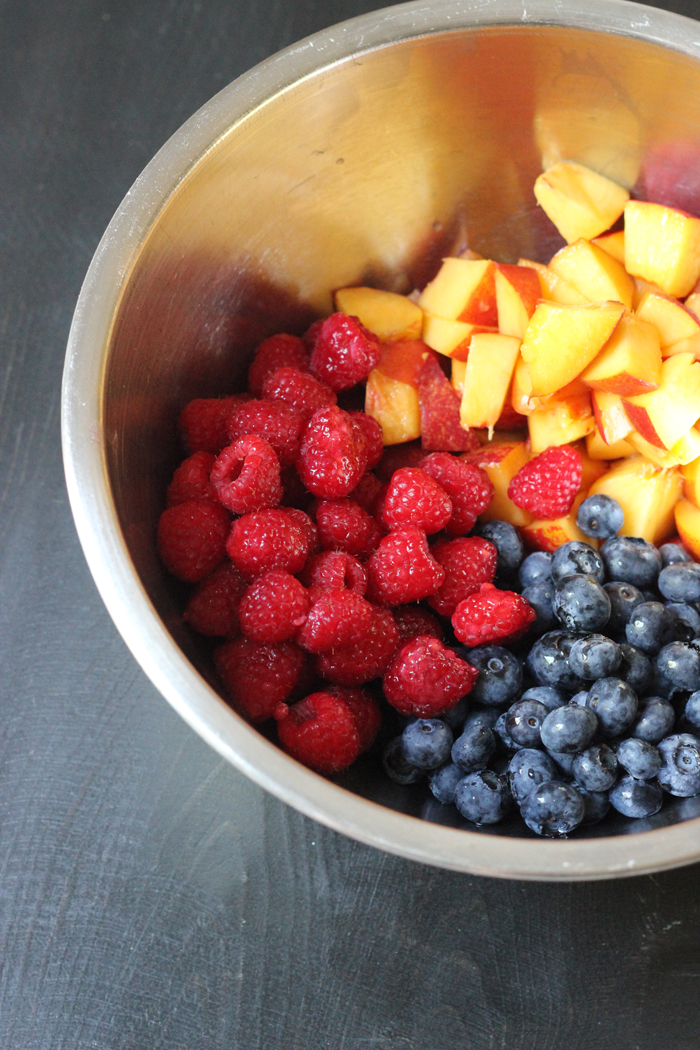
[4,1,700,1046]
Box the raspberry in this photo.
[262,367,336,421]
[297,405,366,498]
[296,588,373,654]
[214,637,307,723]
[418,353,480,452]
[309,313,381,390]
[166,451,216,506]
[315,498,383,559]
[210,435,282,514]
[247,333,309,398]
[421,453,493,536]
[238,570,311,643]
[383,635,478,717]
[393,606,445,644]
[348,412,383,469]
[347,471,383,512]
[508,445,583,519]
[383,467,452,534]
[178,396,250,455]
[317,606,400,685]
[274,691,361,773]
[300,551,368,595]
[228,399,307,468]
[452,582,537,646]
[367,526,445,606]
[428,536,498,617]
[157,499,230,582]
[303,318,324,352]
[375,442,426,482]
[227,508,311,578]
[285,507,320,556]
[280,465,313,510]
[183,561,247,637]
[325,686,382,751]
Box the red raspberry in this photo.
[296,588,373,654]
[274,691,361,774]
[183,561,247,637]
[279,465,313,510]
[452,582,537,646]
[383,635,478,717]
[285,507,320,556]
[421,453,493,535]
[383,467,452,534]
[393,606,445,644]
[214,637,307,723]
[347,471,383,512]
[367,526,445,606]
[508,445,583,519]
[297,405,365,498]
[238,570,311,643]
[428,537,498,617]
[348,412,383,469]
[247,333,309,398]
[309,313,381,390]
[315,499,383,559]
[210,435,282,514]
[316,606,400,686]
[418,352,480,452]
[375,442,426,482]
[325,686,381,751]
[300,551,368,595]
[178,395,250,456]
[157,499,230,582]
[262,366,336,421]
[227,508,311,578]
[372,483,390,532]
[302,318,324,352]
[228,399,306,469]
[166,451,216,506]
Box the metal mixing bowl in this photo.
[62,0,700,879]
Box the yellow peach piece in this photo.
[517,258,588,305]
[451,358,467,398]
[521,300,625,396]
[528,394,595,454]
[588,456,683,544]
[418,258,497,325]
[684,292,700,320]
[591,390,634,446]
[521,496,596,553]
[592,230,626,264]
[494,265,541,339]
[624,200,700,298]
[682,457,700,507]
[635,288,700,347]
[533,161,629,244]
[460,333,521,429]
[675,499,700,560]
[465,442,533,528]
[421,313,496,360]
[628,427,700,468]
[585,428,635,460]
[365,368,421,445]
[548,238,634,309]
[623,353,700,450]
[333,287,423,343]
[662,333,700,360]
[580,312,661,396]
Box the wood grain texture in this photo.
[3,0,700,1047]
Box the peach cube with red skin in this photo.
[624,200,700,298]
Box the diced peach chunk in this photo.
[675,498,700,560]
[624,200,700,298]
[533,161,629,243]
[628,427,700,468]
[592,230,625,264]
[548,239,634,309]
[418,258,498,326]
[588,455,683,544]
[466,441,534,527]
[521,495,595,553]
[521,300,625,396]
[365,368,421,445]
[635,288,700,348]
[586,428,635,460]
[495,264,540,338]
[682,456,700,507]
[518,258,588,305]
[580,312,661,396]
[528,392,595,454]
[623,352,700,450]
[334,287,423,342]
[591,390,634,446]
[422,313,497,360]
[460,333,521,429]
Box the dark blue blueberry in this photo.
[505,699,549,748]
[428,763,465,805]
[540,703,598,753]
[507,749,558,804]
[616,737,661,780]
[520,685,568,712]
[601,535,662,589]
[585,677,638,738]
[686,691,700,731]
[572,743,618,791]
[658,563,700,603]
[462,706,501,732]
[526,630,587,692]
[631,696,676,744]
[475,520,524,577]
[451,723,496,772]
[553,574,611,632]
[609,776,663,818]
[625,601,676,654]
[618,643,653,695]
[440,695,472,731]
[651,663,684,701]
[576,494,624,540]
[401,719,453,770]
[577,787,610,825]
[604,581,644,636]
[666,602,700,642]
[521,580,557,635]
[520,780,585,837]
[655,642,700,691]
[546,749,576,776]
[569,690,589,706]
[382,737,424,784]
[518,551,553,588]
[454,769,511,824]
[641,589,660,603]
[568,634,622,680]
[466,645,523,706]
[494,711,522,752]
[660,542,693,568]
[551,540,605,584]
[657,733,700,796]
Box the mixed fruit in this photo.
[156,160,700,837]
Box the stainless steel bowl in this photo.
[62,0,700,879]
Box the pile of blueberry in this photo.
[382,494,700,837]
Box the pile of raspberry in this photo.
[156,312,583,778]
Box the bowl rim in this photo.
[62,0,700,880]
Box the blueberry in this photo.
[475,520,524,577]
[604,581,644,636]
[657,733,700,796]
[631,696,676,744]
[526,630,587,692]
[585,677,638,738]
[666,602,700,642]
[462,706,501,732]
[540,703,598,753]
[451,723,496,772]
[551,540,605,584]
[569,690,589,706]
[401,719,453,770]
[508,749,558,804]
[546,748,576,776]
[521,580,557,635]
[568,634,622,680]
[601,535,662,589]
[573,743,618,791]
[520,780,585,837]
[520,685,568,712]
[428,762,465,805]
[616,737,662,780]
[618,643,653,695]
[382,737,424,784]
[454,770,511,824]
[553,574,611,632]
[686,691,700,731]
[494,711,522,752]
[504,699,549,748]
[578,787,611,825]
[466,645,523,706]
[518,551,553,588]
[576,494,624,540]
[660,543,693,567]
[609,776,663,818]
[658,563,700,603]
[655,641,700,691]
[625,601,676,654]
[441,695,472,731]
[651,663,684,701]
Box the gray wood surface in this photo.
[3,0,700,1046]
